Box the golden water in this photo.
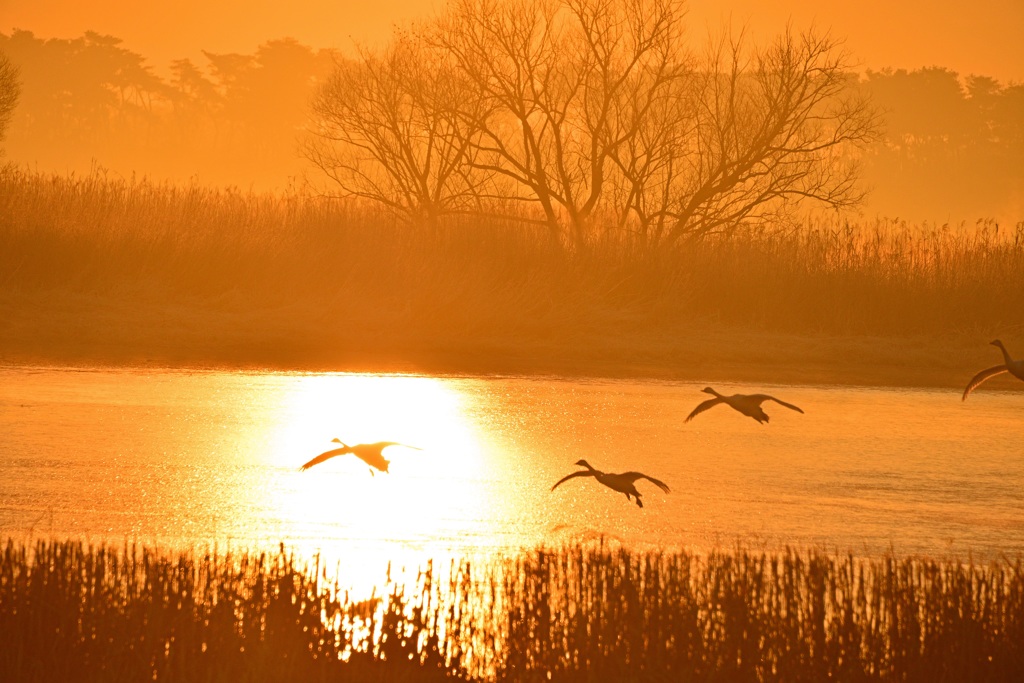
[2,366,1022,588]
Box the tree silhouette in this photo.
[436,0,695,242]
[0,51,19,150]
[656,29,877,243]
[1,30,336,188]
[309,0,878,243]
[858,67,1024,218]
[202,40,337,176]
[305,31,493,226]
[2,24,1018,220]
[0,30,161,161]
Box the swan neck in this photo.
[995,341,1014,366]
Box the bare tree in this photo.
[603,5,698,242]
[303,0,876,243]
[655,29,879,244]
[436,0,687,243]
[304,31,491,227]
[0,51,20,151]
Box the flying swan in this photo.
[551,459,670,508]
[300,439,422,475]
[962,339,1024,400]
[685,387,804,424]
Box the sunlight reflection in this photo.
[6,368,1024,599]
[261,374,490,588]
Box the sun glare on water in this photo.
[257,374,492,578]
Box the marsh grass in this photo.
[1,539,1021,681]
[2,167,1023,379]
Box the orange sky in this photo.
[3,0,1023,82]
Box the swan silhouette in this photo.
[551,459,670,508]
[962,339,1024,400]
[300,439,422,475]
[685,387,804,424]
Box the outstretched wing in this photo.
[622,472,671,494]
[757,395,804,414]
[962,365,1007,400]
[371,441,423,451]
[685,398,721,422]
[390,442,422,451]
[300,447,348,471]
[551,470,594,491]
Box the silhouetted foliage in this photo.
[0,51,19,150]
[858,67,1024,219]
[1,22,1021,222]
[0,30,336,186]
[0,31,160,157]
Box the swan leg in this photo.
[635,496,644,508]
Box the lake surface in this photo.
[2,366,1022,587]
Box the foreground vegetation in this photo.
[1,539,1021,681]
[2,168,1023,385]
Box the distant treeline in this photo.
[0,31,337,187]
[861,66,1024,220]
[1,17,1021,221]
[1,539,1021,682]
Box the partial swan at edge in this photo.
[963,339,1024,400]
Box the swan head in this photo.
[990,339,1004,348]
[574,459,592,469]
[701,386,717,395]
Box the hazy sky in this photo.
[3,0,1023,82]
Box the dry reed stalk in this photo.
[2,539,1021,681]
[2,168,1023,375]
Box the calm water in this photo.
[2,366,1022,585]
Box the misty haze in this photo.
[1,0,1023,680]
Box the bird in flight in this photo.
[685,387,804,424]
[551,459,670,508]
[299,439,422,475]
[963,339,1024,400]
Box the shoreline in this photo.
[2,322,1014,393]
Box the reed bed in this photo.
[2,166,1023,374]
[1,539,1021,682]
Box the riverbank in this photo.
[3,169,1022,391]
[1,292,1016,391]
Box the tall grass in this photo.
[2,167,1023,375]
[1,539,1021,681]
